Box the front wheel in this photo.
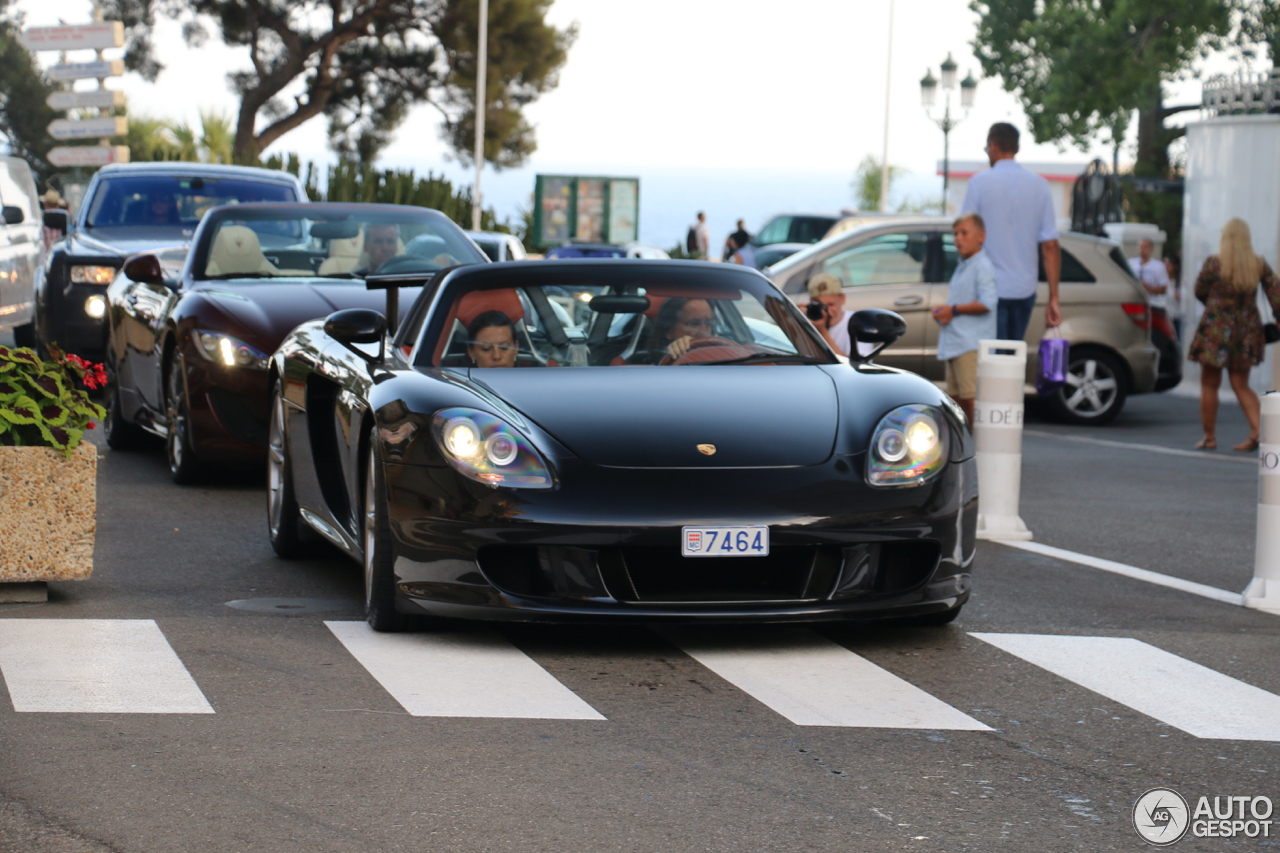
[363,440,410,632]
[1044,347,1128,426]
[267,382,308,557]
[165,358,203,484]
[103,348,151,451]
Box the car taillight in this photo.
[1122,303,1150,330]
[1151,309,1176,340]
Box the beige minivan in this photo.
[767,217,1161,425]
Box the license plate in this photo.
[681,526,770,557]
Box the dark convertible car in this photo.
[103,202,487,482]
[267,260,978,631]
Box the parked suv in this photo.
[0,157,42,348]
[768,217,1163,424]
[37,162,306,359]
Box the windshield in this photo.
[194,207,486,280]
[85,176,296,230]
[423,270,832,368]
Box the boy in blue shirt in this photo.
[933,212,998,424]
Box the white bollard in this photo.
[1245,392,1280,613]
[973,339,1033,541]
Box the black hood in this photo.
[470,366,839,468]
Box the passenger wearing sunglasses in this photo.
[641,297,716,364]
[467,310,520,368]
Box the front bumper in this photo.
[382,455,979,624]
[181,351,271,463]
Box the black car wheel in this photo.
[363,440,409,632]
[165,358,203,484]
[1045,347,1128,426]
[267,382,307,557]
[103,349,151,451]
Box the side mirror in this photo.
[3,206,24,225]
[847,308,907,362]
[42,209,68,232]
[123,254,164,284]
[325,308,387,363]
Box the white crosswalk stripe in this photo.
[971,633,1280,742]
[324,621,605,719]
[0,619,214,714]
[4,619,1280,740]
[666,627,990,730]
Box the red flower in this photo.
[87,422,96,429]
[83,364,107,390]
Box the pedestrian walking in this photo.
[933,213,997,424]
[1129,238,1171,330]
[39,188,68,254]
[1188,218,1280,451]
[722,219,750,261]
[685,212,711,260]
[728,233,756,268]
[1164,251,1183,342]
[959,123,1061,341]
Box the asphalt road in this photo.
[1,367,1277,853]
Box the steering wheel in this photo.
[673,336,759,365]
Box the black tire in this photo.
[165,357,203,484]
[102,349,152,451]
[267,382,308,557]
[363,440,410,632]
[1045,346,1128,426]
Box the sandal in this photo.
[1195,437,1217,450]
[1234,437,1260,452]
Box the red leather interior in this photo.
[433,287,525,364]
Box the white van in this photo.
[0,157,41,347]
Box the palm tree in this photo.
[123,115,177,161]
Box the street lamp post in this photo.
[920,54,977,215]
[471,0,488,232]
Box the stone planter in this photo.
[0,442,97,583]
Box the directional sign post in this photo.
[48,117,128,141]
[47,90,127,111]
[20,22,124,52]
[23,17,131,168]
[48,146,130,168]
[47,60,125,82]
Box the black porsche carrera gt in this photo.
[267,260,978,631]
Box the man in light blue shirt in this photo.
[933,213,997,423]
[960,123,1062,341]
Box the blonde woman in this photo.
[1188,218,1280,450]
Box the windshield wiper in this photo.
[201,273,281,280]
[694,352,831,366]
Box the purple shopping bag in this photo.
[1036,333,1069,395]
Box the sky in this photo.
[13,0,1254,247]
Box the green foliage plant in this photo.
[0,345,106,456]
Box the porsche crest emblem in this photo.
[697,444,717,456]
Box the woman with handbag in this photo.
[1188,218,1280,451]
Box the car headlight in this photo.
[430,407,554,489]
[867,404,947,487]
[192,330,269,370]
[70,265,115,285]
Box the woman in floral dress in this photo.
[1188,218,1280,451]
